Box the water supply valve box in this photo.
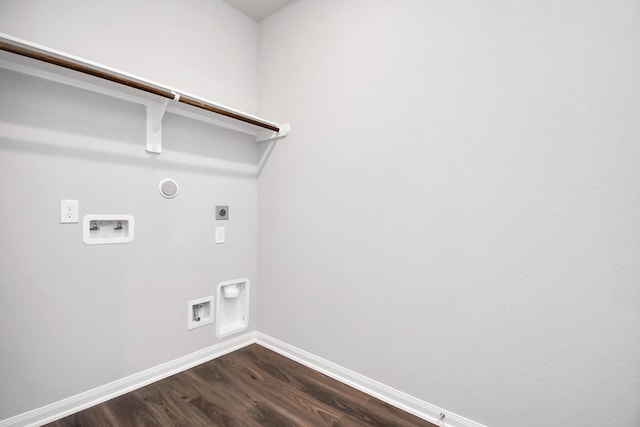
[82,215,134,245]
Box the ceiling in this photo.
[222,0,295,22]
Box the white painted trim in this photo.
[255,332,488,427]
[0,332,257,427]
[0,331,487,427]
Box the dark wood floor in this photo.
[45,344,436,426]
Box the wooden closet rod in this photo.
[0,41,280,133]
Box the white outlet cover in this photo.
[60,200,79,223]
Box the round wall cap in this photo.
[159,178,179,199]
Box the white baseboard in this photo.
[1,331,486,427]
[0,332,257,427]
[255,332,487,427]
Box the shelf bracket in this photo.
[256,123,290,144]
[146,99,170,153]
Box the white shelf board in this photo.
[0,33,288,148]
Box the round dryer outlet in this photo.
[159,178,179,199]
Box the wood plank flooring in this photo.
[45,344,436,426]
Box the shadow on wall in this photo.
[0,68,260,178]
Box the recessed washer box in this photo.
[188,296,214,330]
[83,215,134,245]
[216,278,249,338]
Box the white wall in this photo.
[257,1,640,426]
[2,0,639,425]
[0,0,259,419]
[0,0,258,112]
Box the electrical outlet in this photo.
[216,205,229,220]
[60,200,79,223]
